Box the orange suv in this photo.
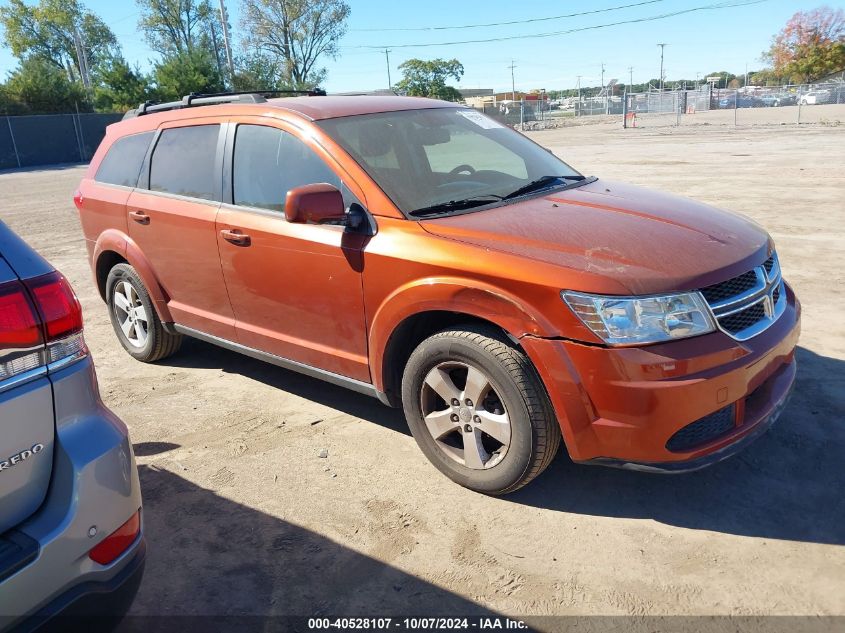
[75,92,800,494]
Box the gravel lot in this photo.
[1,110,843,625]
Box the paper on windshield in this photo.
[456,109,504,129]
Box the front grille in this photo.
[720,302,766,334]
[699,252,785,341]
[763,255,776,275]
[666,405,736,452]
[700,269,760,304]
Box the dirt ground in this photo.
[1,110,843,625]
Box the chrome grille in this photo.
[700,252,786,341]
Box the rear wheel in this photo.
[401,325,560,494]
[106,264,181,362]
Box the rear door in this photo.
[215,120,370,381]
[126,120,236,340]
[0,226,54,534]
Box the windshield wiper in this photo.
[409,194,504,217]
[503,175,585,200]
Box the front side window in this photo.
[149,125,220,201]
[95,131,154,187]
[318,108,582,215]
[232,124,340,213]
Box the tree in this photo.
[1,57,89,114]
[765,6,845,82]
[151,48,224,101]
[0,0,119,83]
[137,0,216,56]
[93,57,150,112]
[240,0,350,88]
[231,50,291,91]
[395,58,464,101]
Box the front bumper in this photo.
[0,357,144,632]
[522,283,801,467]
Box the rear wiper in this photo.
[409,194,504,217]
[503,175,585,200]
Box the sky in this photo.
[1,0,842,92]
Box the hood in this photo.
[420,179,772,295]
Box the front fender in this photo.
[93,229,173,323]
[368,276,557,393]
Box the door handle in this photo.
[220,229,251,246]
[129,211,150,225]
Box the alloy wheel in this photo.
[113,281,149,348]
[419,361,511,470]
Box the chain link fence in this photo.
[0,112,122,169]
[467,81,844,131]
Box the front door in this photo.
[216,122,370,382]
[127,121,236,340]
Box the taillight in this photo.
[24,272,86,367]
[25,272,83,341]
[0,280,44,380]
[0,271,87,383]
[89,510,141,565]
[0,281,42,348]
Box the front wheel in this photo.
[401,326,561,495]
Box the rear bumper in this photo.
[0,357,143,631]
[522,283,801,467]
[11,539,145,633]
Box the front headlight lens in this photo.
[561,290,716,345]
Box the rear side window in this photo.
[233,124,340,213]
[95,131,153,187]
[150,125,220,201]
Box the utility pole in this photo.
[745,62,749,88]
[508,60,517,101]
[384,49,392,89]
[628,66,633,90]
[218,0,235,86]
[657,43,667,90]
[576,75,582,116]
[601,62,606,91]
[73,27,91,91]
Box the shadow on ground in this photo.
[509,346,845,546]
[161,337,409,436]
[163,339,845,546]
[127,465,495,621]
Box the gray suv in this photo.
[0,222,144,631]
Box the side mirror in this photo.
[285,183,346,225]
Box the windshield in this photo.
[317,108,583,216]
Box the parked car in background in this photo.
[760,93,797,107]
[0,222,144,631]
[799,91,830,105]
[718,94,764,109]
[76,93,799,494]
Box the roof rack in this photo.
[122,88,328,119]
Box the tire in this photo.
[106,263,181,362]
[401,325,561,495]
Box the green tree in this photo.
[231,50,291,91]
[137,0,215,56]
[764,6,845,82]
[0,0,119,82]
[93,57,150,112]
[1,57,89,114]
[395,58,464,101]
[151,48,224,101]
[239,0,350,88]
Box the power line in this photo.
[351,0,668,32]
[349,1,767,50]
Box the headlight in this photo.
[561,290,716,345]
